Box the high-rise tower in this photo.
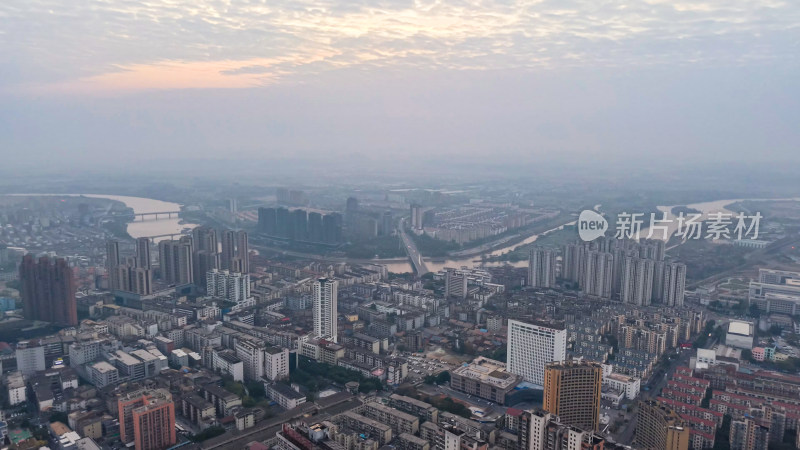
[19,255,77,327]
[313,278,338,343]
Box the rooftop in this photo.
[216,350,243,365]
[728,321,753,336]
[390,393,436,410]
[50,421,71,436]
[267,383,306,400]
[452,356,520,389]
[265,345,285,355]
[91,361,117,374]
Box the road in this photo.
[398,219,430,276]
[612,346,696,445]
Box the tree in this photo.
[741,349,754,362]
[431,396,472,418]
[749,304,761,318]
[769,325,783,336]
[189,426,226,442]
[486,346,506,363]
[223,379,245,397]
[246,381,266,399]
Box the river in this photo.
[10,193,796,272]
[79,194,198,242]
[382,220,577,273]
[5,193,197,242]
[643,197,800,241]
[388,198,800,273]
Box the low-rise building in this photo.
[181,394,216,426]
[360,402,419,436]
[389,394,439,423]
[88,361,119,388]
[5,371,26,405]
[450,356,521,405]
[396,432,430,450]
[726,321,754,350]
[264,345,289,381]
[202,384,242,417]
[265,383,307,410]
[334,411,393,446]
[603,372,641,400]
[212,349,244,382]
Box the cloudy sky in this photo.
[1,0,798,170]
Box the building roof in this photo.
[49,421,72,436]
[505,408,524,417]
[91,361,117,374]
[728,321,753,336]
[184,394,214,410]
[398,433,428,446]
[111,350,141,366]
[341,411,391,432]
[215,350,243,365]
[366,402,417,423]
[390,393,436,410]
[264,345,285,355]
[452,356,521,389]
[203,384,240,401]
[267,383,306,400]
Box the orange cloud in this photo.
[25,49,340,94]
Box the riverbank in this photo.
[446,210,575,259]
[5,193,197,243]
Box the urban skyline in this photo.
[0,1,798,449]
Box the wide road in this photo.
[398,218,430,276]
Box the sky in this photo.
[1,0,798,171]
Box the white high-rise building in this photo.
[506,319,566,386]
[264,345,290,381]
[581,250,614,299]
[528,410,555,450]
[662,262,687,307]
[444,268,468,299]
[313,278,338,343]
[561,244,584,283]
[6,372,26,405]
[529,248,556,288]
[206,269,251,304]
[15,342,45,375]
[234,339,265,382]
[620,256,655,306]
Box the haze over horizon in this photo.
[1,0,798,169]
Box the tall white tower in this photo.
[313,278,338,343]
[506,319,566,386]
